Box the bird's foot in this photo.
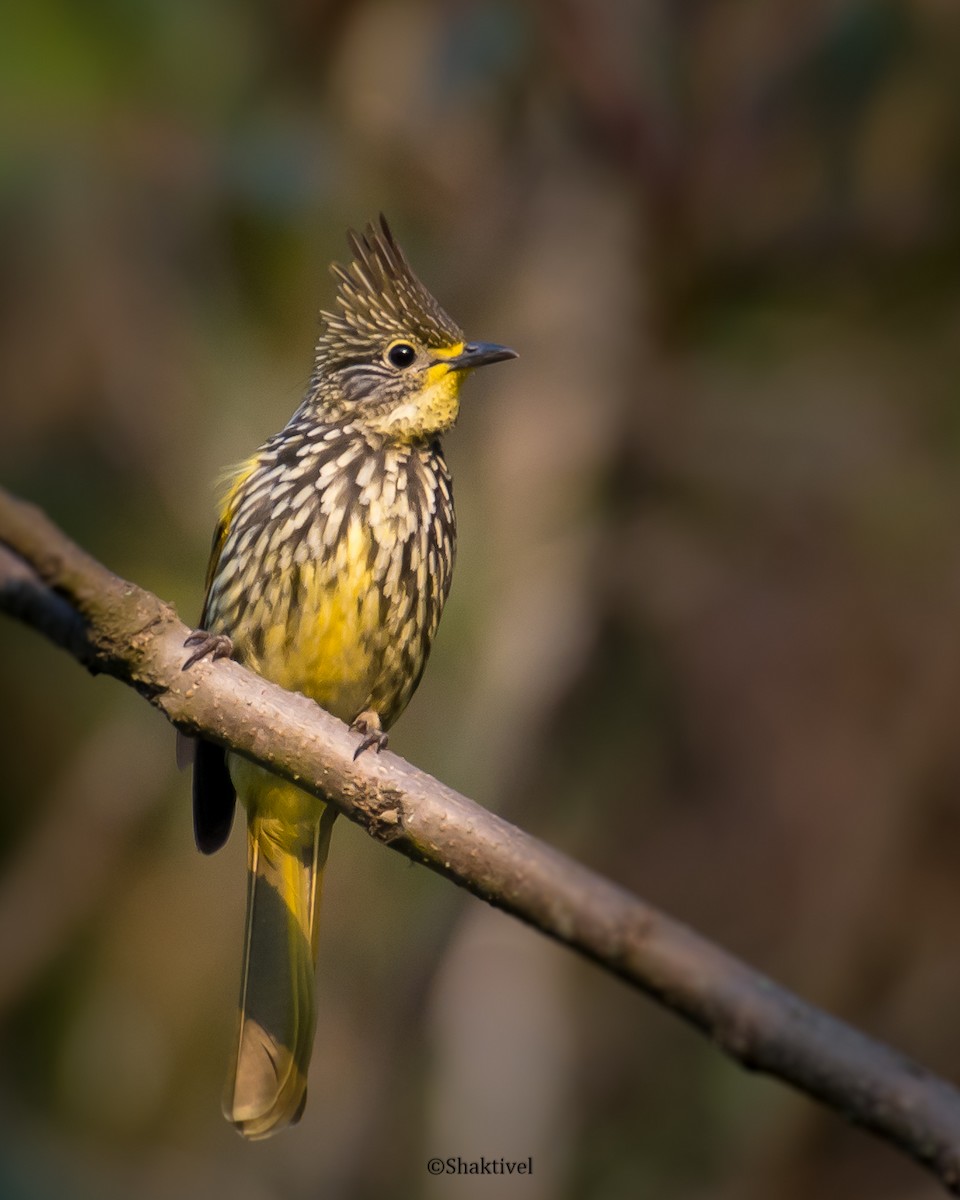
[351,710,388,760]
[182,630,234,671]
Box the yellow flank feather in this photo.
[201,456,261,602]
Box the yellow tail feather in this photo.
[223,786,336,1140]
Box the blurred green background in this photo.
[3,1,960,1197]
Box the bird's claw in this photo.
[351,711,388,760]
[182,630,234,671]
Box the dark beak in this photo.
[446,341,518,371]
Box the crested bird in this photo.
[179,216,516,1138]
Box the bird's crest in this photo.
[316,216,463,366]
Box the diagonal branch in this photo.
[1,483,960,1192]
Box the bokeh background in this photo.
[3,1,960,1197]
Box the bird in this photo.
[178,216,516,1140]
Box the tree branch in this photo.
[2,484,959,1191]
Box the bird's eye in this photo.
[386,341,417,369]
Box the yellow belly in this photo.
[240,518,387,724]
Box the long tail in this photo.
[224,788,336,1140]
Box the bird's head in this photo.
[311,216,516,442]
